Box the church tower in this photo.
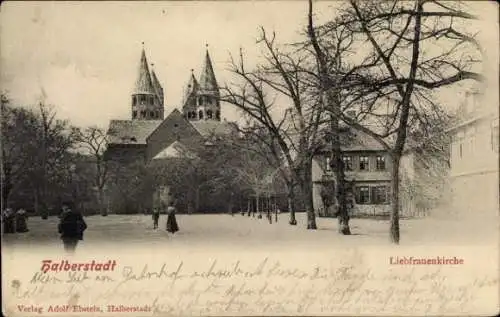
[131,46,164,120]
[182,46,220,121]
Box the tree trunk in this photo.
[194,187,200,213]
[390,154,401,244]
[288,190,297,225]
[300,161,317,230]
[331,114,351,235]
[256,194,262,219]
[98,189,107,216]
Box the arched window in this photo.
[198,110,204,119]
[191,111,197,119]
[207,110,213,119]
[140,111,146,118]
[216,110,220,120]
[150,111,155,118]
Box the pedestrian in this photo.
[152,207,160,229]
[166,201,179,234]
[2,208,16,234]
[15,208,29,233]
[58,202,87,253]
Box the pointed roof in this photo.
[183,70,199,103]
[134,48,156,95]
[199,48,218,92]
[150,66,164,101]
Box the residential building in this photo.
[448,90,499,217]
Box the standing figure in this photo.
[166,202,179,234]
[58,202,87,253]
[2,208,16,234]
[152,207,160,229]
[15,208,29,233]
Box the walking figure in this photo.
[152,207,160,229]
[58,202,87,253]
[166,201,179,234]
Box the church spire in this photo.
[134,44,156,95]
[150,63,164,106]
[199,45,218,94]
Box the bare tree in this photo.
[309,0,483,243]
[74,126,109,216]
[222,28,325,229]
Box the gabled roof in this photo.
[133,48,156,95]
[199,50,218,93]
[190,120,237,137]
[152,140,198,160]
[107,120,162,145]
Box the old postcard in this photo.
[1,1,498,316]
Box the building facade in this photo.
[448,91,499,218]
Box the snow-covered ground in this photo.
[2,211,497,252]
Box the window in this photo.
[157,111,161,119]
[132,111,137,119]
[140,111,146,118]
[492,118,499,152]
[325,157,332,171]
[355,186,370,204]
[149,96,154,105]
[207,110,213,119]
[342,156,353,171]
[376,156,386,170]
[359,156,369,171]
[191,111,197,119]
[206,97,212,105]
[199,110,204,119]
[371,186,388,204]
[198,97,203,105]
[132,96,137,106]
[140,95,146,103]
[216,110,220,120]
[187,112,193,119]
[150,111,155,118]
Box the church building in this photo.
[105,46,237,213]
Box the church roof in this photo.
[133,48,156,95]
[107,119,162,145]
[150,68,164,102]
[199,49,218,93]
[190,120,236,137]
[183,71,199,104]
[152,140,198,160]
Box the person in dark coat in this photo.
[58,202,87,253]
[2,208,16,234]
[15,208,29,233]
[166,201,179,234]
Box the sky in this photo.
[1,1,498,129]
